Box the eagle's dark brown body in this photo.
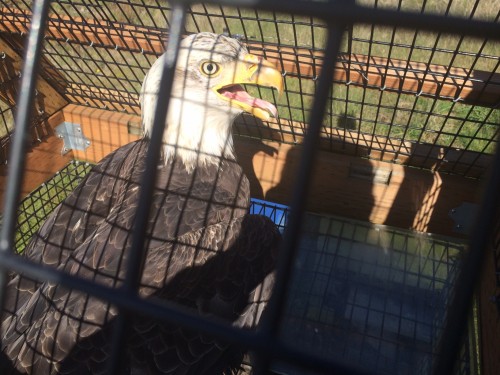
[1,140,280,374]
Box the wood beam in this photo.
[64,83,140,116]
[61,104,140,162]
[55,84,493,178]
[1,8,499,106]
[0,35,68,117]
[0,110,73,205]
[233,115,492,178]
[60,104,483,238]
[0,26,71,201]
[234,136,482,237]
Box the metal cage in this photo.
[0,0,499,374]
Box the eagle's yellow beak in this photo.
[214,54,283,121]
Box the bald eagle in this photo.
[1,32,283,374]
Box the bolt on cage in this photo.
[0,0,499,374]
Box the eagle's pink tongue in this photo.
[221,85,278,118]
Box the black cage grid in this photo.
[10,162,286,258]
[0,0,499,375]
[6,160,476,375]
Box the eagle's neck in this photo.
[140,56,241,172]
[157,94,239,172]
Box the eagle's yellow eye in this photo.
[200,61,220,76]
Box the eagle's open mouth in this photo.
[217,84,278,119]
[212,54,283,121]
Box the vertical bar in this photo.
[256,18,348,374]
[0,0,51,312]
[107,3,187,374]
[432,144,500,374]
[124,1,186,296]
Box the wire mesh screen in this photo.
[0,1,499,375]
[7,162,477,375]
[11,163,285,255]
[281,214,473,375]
[12,161,92,252]
[0,0,498,177]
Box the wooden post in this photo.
[0,36,68,118]
[0,34,70,203]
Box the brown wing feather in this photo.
[1,141,141,328]
[1,139,280,374]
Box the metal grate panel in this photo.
[8,163,478,375]
[0,1,499,374]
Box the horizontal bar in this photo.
[1,8,499,106]
[200,0,500,41]
[0,251,371,375]
[60,103,495,178]
[52,104,486,238]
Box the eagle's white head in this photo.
[140,32,283,171]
